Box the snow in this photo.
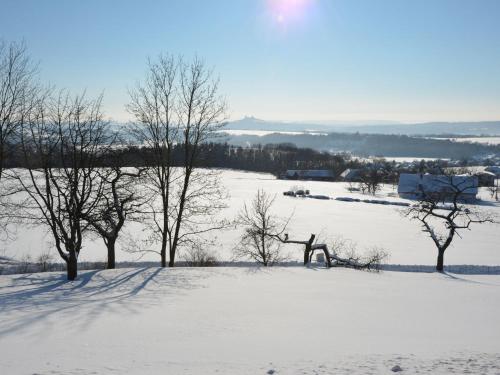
[1,267,500,374]
[2,170,499,267]
[441,137,500,145]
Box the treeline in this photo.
[4,140,457,183]
[3,141,357,177]
[224,132,500,160]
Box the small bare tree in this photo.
[487,178,499,201]
[234,189,290,266]
[128,54,228,267]
[404,176,495,272]
[182,244,218,267]
[358,169,382,195]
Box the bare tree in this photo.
[0,40,37,180]
[487,178,499,201]
[182,244,218,267]
[14,90,110,280]
[0,41,38,240]
[127,54,228,267]
[404,176,495,272]
[234,189,290,266]
[358,169,382,195]
[278,233,329,266]
[275,233,387,270]
[82,166,145,269]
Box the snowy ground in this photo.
[1,267,499,374]
[2,170,499,267]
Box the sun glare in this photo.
[266,0,315,28]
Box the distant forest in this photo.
[222,132,500,160]
[4,142,459,182]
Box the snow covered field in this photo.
[1,267,499,374]
[2,170,499,267]
[1,171,499,374]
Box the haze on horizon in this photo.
[1,0,499,124]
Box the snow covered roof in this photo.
[398,173,478,195]
[285,170,334,178]
[485,166,500,176]
[340,169,360,179]
[476,171,496,177]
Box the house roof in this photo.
[398,173,478,195]
[476,171,496,177]
[485,166,500,176]
[340,169,360,179]
[285,169,334,178]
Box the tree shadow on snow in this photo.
[0,267,208,336]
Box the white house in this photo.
[398,173,478,202]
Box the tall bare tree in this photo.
[128,55,228,267]
[404,176,495,272]
[0,40,37,180]
[82,166,145,269]
[15,90,110,280]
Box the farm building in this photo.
[339,168,362,182]
[475,171,496,187]
[485,166,500,177]
[283,169,335,181]
[398,173,478,202]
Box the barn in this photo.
[398,173,478,202]
[339,168,362,182]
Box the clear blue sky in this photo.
[1,0,499,123]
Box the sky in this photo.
[1,0,500,124]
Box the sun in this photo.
[266,0,315,27]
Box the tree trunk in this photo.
[67,252,78,281]
[323,248,332,268]
[168,247,175,267]
[436,249,445,272]
[161,235,167,268]
[106,239,116,269]
[304,249,310,266]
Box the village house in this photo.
[485,166,500,177]
[398,173,478,202]
[475,171,496,187]
[339,168,362,182]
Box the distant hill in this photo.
[226,117,500,136]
